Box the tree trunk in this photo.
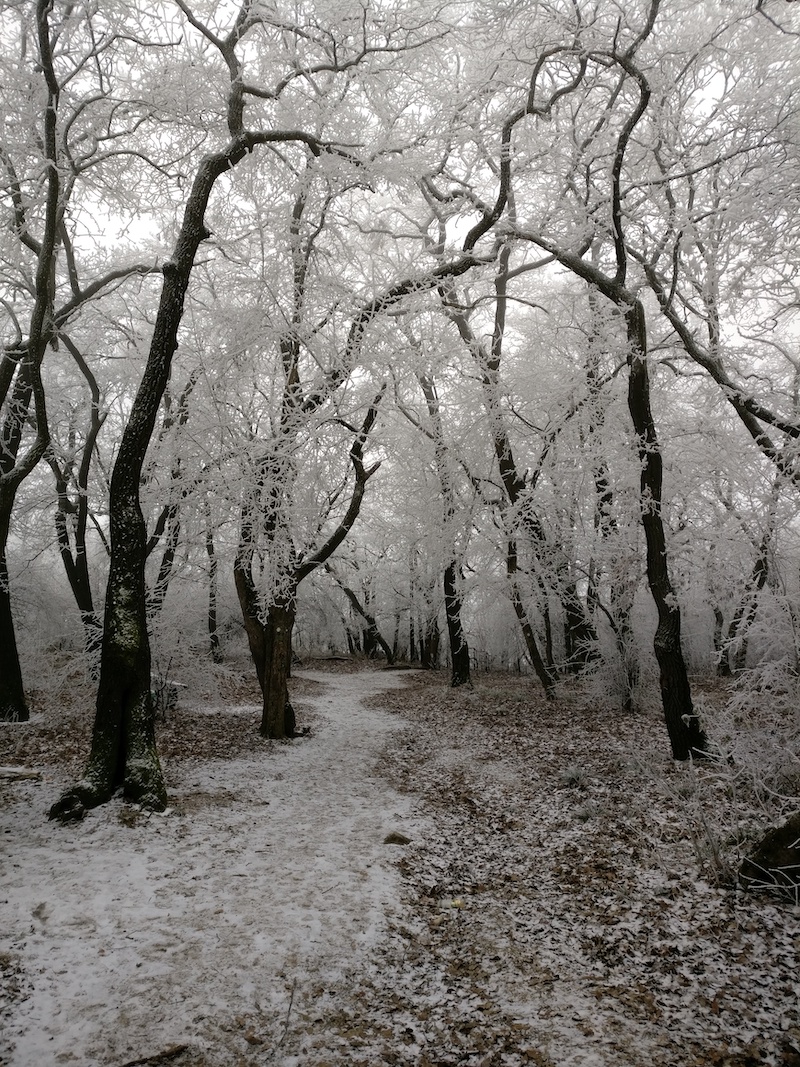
[49,134,249,820]
[562,578,598,671]
[0,4,58,723]
[51,488,103,673]
[416,373,471,687]
[420,615,440,670]
[713,605,729,677]
[234,554,266,692]
[0,501,28,722]
[147,513,181,617]
[444,561,471,687]
[727,538,770,673]
[626,302,708,760]
[326,564,395,662]
[507,538,556,698]
[740,811,800,896]
[261,596,297,739]
[49,491,166,820]
[205,517,222,663]
[345,624,360,655]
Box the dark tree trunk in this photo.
[240,395,384,738]
[362,626,376,657]
[147,513,181,617]
[562,580,598,671]
[740,811,800,896]
[204,508,222,662]
[49,489,166,820]
[234,549,296,738]
[626,302,708,760]
[326,564,394,662]
[507,538,556,698]
[48,334,107,676]
[420,615,440,670]
[49,132,252,820]
[0,502,28,722]
[416,373,471,687]
[444,561,471,687]
[234,554,266,692]
[261,596,297,739]
[727,540,770,673]
[51,480,103,673]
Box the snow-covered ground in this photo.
[1,664,798,1067]
[1,669,425,1066]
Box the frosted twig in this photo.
[268,978,297,1061]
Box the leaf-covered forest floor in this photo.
[1,661,798,1067]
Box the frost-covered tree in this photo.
[0,1,159,721]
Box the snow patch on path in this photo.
[0,669,425,1066]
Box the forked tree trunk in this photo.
[238,394,385,739]
[234,554,267,692]
[52,491,103,673]
[326,565,395,663]
[416,373,471,687]
[626,302,708,760]
[507,538,556,698]
[234,556,297,737]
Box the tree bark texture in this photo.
[625,302,708,760]
[261,596,297,739]
[0,497,28,721]
[444,561,471,687]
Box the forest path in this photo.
[0,666,427,1066]
[2,667,797,1067]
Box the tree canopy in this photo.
[2,0,800,814]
